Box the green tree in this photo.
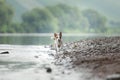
[82,9,107,33]
[47,4,83,32]
[0,0,14,33]
[22,8,58,33]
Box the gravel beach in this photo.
[55,37,120,79]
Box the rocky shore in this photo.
[54,37,120,79]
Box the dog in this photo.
[51,32,63,52]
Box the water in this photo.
[0,33,117,80]
[0,33,115,45]
[0,33,91,45]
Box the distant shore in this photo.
[55,36,120,78]
[0,33,119,37]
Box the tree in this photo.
[0,0,14,33]
[82,9,107,33]
[21,8,58,33]
[47,4,83,32]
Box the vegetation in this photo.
[0,0,14,33]
[21,8,58,33]
[82,9,107,33]
[0,0,120,33]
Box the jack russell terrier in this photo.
[51,32,63,52]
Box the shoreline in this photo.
[0,33,119,37]
[55,36,120,79]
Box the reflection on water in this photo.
[0,36,51,45]
[0,33,116,45]
[0,61,36,72]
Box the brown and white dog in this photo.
[51,32,63,52]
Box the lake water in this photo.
[0,33,114,45]
[0,33,118,80]
[0,33,88,45]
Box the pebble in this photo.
[106,74,120,80]
[34,56,39,58]
[46,67,52,73]
[0,51,9,54]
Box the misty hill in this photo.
[6,0,63,22]
[6,0,120,22]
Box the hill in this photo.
[6,0,120,22]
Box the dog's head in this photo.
[54,32,62,41]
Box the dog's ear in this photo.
[59,32,62,39]
[54,33,57,38]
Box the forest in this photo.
[0,0,120,33]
